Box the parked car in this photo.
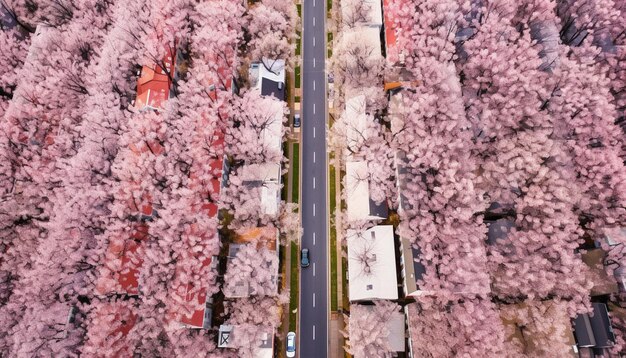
[286,331,296,357]
[301,248,310,268]
[294,113,301,128]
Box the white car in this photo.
[286,331,296,357]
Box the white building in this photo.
[341,0,383,28]
[240,98,283,217]
[218,324,274,358]
[346,161,388,222]
[347,225,398,301]
[343,26,383,58]
[250,58,286,101]
[344,95,368,155]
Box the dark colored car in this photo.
[294,113,301,128]
[301,248,310,268]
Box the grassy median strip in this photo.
[289,243,299,332]
[296,31,302,56]
[292,143,300,204]
[329,164,338,311]
[295,66,301,88]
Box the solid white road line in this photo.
[313,263,316,277]
[313,0,315,6]
[313,103,316,114]
[313,203,316,216]
[313,176,316,189]
[313,325,316,340]
[313,292,316,306]
[313,232,316,245]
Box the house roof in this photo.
[225,235,279,298]
[234,227,279,251]
[218,324,274,358]
[96,223,149,296]
[241,163,282,216]
[574,303,616,350]
[487,218,514,245]
[87,302,138,358]
[500,300,578,357]
[259,99,284,154]
[346,161,388,221]
[581,249,619,296]
[401,237,427,296]
[256,59,286,101]
[347,225,398,301]
[342,0,383,28]
[382,0,417,65]
[135,46,176,110]
[387,311,405,352]
[344,27,382,58]
[345,95,368,154]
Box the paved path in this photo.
[299,0,329,356]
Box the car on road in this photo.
[286,331,296,357]
[294,113,301,128]
[301,248,310,268]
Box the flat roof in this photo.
[256,59,286,101]
[262,99,284,154]
[347,225,398,301]
[346,161,371,221]
[341,0,383,28]
[345,95,368,154]
[401,237,427,296]
[343,27,382,58]
[218,324,274,358]
[346,161,387,221]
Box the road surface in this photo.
[298,0,329,356]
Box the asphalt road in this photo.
[298,0,328,356]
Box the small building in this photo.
[573,303,617,356]
[343,27,383,58]
[341,0,383,28]
[382,0,408,64]
[218,324,274,358]
[581,248,620,297]
[251,59,286,101]
[344,95,368,155]
[241,163,282,217]
[134,45,178,111]
[347,225,398,301]
[399,237,427,298]
[346,161,388,222]
[238,97,284,216]
[224,227,279,298]
[500,300,578,357]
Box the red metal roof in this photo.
[88,302,138,358]
[135,47,176,110]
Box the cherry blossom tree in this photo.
[340,0,373,29]
[406,297,512,357]
[332,30,384,91]
[460,10,591,306]
[343,301,403,358]
[223,243,278,298]
[222,294,288,357]
[499,299,581,357]
[247,0,297,72]
[388,0,491,298]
